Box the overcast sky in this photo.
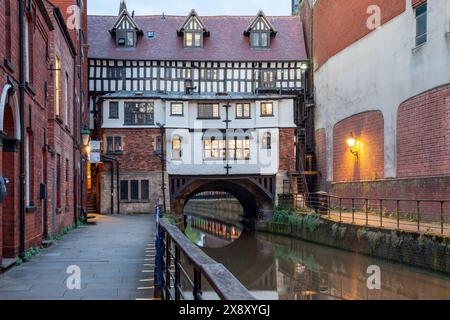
[88,0,292,16]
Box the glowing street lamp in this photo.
[347,133,359,157]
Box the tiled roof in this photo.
[87,14,307,61]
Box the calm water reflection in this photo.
[184,199,450,300]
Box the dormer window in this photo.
[110,1,143,48]
[245,10,277,49]
[178,10,209,49]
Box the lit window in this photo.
[236,103,251,119]
[172,135,182,159]
[415,2,427,47]
[261,102,273,116]
[204,138,226,160]
[171,103,183,116]
[229,138,250,160]
[185,32,202,48]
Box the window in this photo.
[120,180,150,202]
[106,136,123,154]
[64,73,69,125]
[415,2,427,47]
[228,138,250,160]
[201,69,218,80]
[251,31,270,48]
[185,32,202,48]
[261,102,274,116]
[171,103,183,116]
[236,103,251,119]
[124,102,154,125]
[259,70,276,88]
[107,67,124,79]
[198,103,220,119]
[165,67,172,79]
[130,180,139,200]
[109,102,119,119]
[204,138,226,160]
[120,180,129,200]
[155,136,162,154]
[117,30,136,47]
[141,180,149,200]
[262,132,272,149]
[55,55,61,117]
[172,135,182,159]
[24,17,30,82]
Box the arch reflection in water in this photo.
[183,195,450,300]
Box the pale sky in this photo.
[88,0,292,16]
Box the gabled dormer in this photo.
[177,9,210,49]
[244,10,277,49]
[109,0,143,48]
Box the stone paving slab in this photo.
[0,214,156,300]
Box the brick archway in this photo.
[170,175,275,227]
[0,84,21,261]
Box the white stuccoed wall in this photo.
[314,0,450,182]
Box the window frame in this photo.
[184,31,203,48]
[415,2,427,47]
[250,31,270,48]
[260,102,274,117]
[124,102,155,126]
[172,135,182,160]
[228,137,251,161]
[109,101,119,119]
[119,179,150,203]
[198,103,220,119]
[203,137,226,160]
[106,136,123,154]
[259,70,276,89]
[170,102,184,116]
[262,132,272,150]
[235,103,251,119]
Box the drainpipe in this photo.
[18,0,26,258]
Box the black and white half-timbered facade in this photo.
[88,1,312,217]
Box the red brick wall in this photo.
[279,128,296,171]
[313,0,406,70]
[397,85,450,178]
[101,128,163,172]
[315,128,326,184]
[333,111,384,182]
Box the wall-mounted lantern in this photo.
[81,126,91,147]
[347,132,359,157]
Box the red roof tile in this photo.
[87,14,307,61]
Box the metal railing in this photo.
[154,207,255,300]
[290,193,450,236]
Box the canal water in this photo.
[183,197,450,300]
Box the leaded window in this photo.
[172,135,182,160]
[236,103,251,119]
[185,32,202,48]
[261,102,274,116]
[228,138,250,160]
[259,70,276,88]
[109,102,119,119]
[204,138,226,160]
[251,31,270,48]
[198,103,220,119]
[124,102,154,125]
[106,136,122,154]
[262,132,271,149]
[171,103,183,116]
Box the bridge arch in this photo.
[170,175,275,225]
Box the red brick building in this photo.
[300,0,450,200]
[0,0,88,268]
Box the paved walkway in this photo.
[0,214,156,300]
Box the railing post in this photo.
[352,198,355,224]
[193,267,202,300]
[155,206,163,299]
[365,199,369,226]
[396,200,400,230]
[417,201,420,232]
[339,198,342,222]
[441,201,444,235]
[165,236,171,300]
[379,199,383,228]
[175,246,181,300]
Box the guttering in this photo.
[18,0,26,259]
